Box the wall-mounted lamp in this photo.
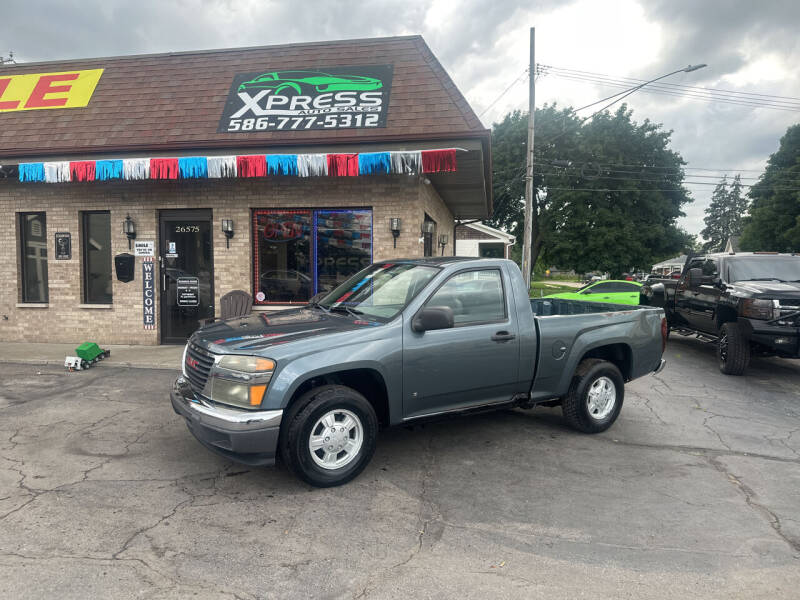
[421,220,435,235]
[438,233,449,256]
[389,218,402,249]
[222,219,235,248]
[122,214,136,249]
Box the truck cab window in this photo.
[426,269,506,325]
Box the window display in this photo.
[253,209,372,304]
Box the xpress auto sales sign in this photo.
[218,65,393,132]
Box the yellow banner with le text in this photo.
[0,68,104,113]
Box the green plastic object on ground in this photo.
[75,342,110,363]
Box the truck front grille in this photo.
[777,301,800,326]
[185,342,215,395]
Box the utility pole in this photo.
[521,28,535,290]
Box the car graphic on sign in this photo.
[238,71,383,95]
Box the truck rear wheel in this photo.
[562,359,624,433]
[718,322,750,375]
[279,385,378,488]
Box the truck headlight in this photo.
[218,355,275,373]
[211,356,275,408]
[740,298,779,320]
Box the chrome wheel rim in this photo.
[308,409,363,470]
[719,334,728,363]
[587,376,616,420]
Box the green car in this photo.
[545,279,643,305]
[239,71,383,95]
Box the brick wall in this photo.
[420,181,454,257]
[0,175,453,345]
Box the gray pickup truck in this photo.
[171,258,667,487]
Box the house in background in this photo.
[651,254,688,275]
[455,222,515,258]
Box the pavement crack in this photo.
[642,396,667,425]
[702,414,733,451]
[708,456,800,555]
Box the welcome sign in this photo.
[142,257,156,330]
[218,65,393,133]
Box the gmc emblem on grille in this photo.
[186,357,200,369]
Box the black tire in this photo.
[279,385,378,488]
[718,322,750,375]
[562,359,625,433]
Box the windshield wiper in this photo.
[329,305,363,317]
[307,300,330,313]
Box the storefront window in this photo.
[253,209,372,304]
[81,211,113,304]
[19,212,49,303]
[315,210,372,295]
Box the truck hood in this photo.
[729,281,800,299]
[191,308,383,353]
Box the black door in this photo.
[159,209,214,344]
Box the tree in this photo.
[740,124,800,252]
[489,104,693,277]
[700,175,749,251]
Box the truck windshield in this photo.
[727,256,800,283]
[314,263,439,321]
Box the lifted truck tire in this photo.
[562,359,624,433]
[279,385,378,488]
[718,322,751,376]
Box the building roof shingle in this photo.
[0,36,489,159]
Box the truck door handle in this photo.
[491,331,516,342]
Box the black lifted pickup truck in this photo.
[641,252,800,375]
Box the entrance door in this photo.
[159,209,214,344]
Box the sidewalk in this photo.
[0,341,183,371]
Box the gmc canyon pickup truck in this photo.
[641,252,800,375]
[172,258,667,487]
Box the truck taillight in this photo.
[661,317,668,352]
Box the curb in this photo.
[0,358,180,372]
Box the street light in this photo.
[572,64,708,114]
[520,57,707,290]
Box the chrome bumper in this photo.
[170,376,282,465]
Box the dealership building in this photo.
[0,36,492,345]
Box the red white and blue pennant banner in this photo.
[16,149,457,184]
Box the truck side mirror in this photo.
[412,306,454,332]
[688,268,702,286]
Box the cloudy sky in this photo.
[3,0,799,237]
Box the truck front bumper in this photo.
[739,318,800,358]
[170,376,283,466]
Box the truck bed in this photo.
[528,297,665,402]
[530,297,653,316]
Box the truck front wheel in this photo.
[718,322,750,375]
[562,359,624,433]
[279,385,378,487]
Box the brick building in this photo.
[0,36,491,345]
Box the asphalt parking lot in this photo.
[1,336,798,599]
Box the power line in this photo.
[535,159,768,173]
[478,68,529,118]
[539,64,800,103]
[538,67,800,112]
